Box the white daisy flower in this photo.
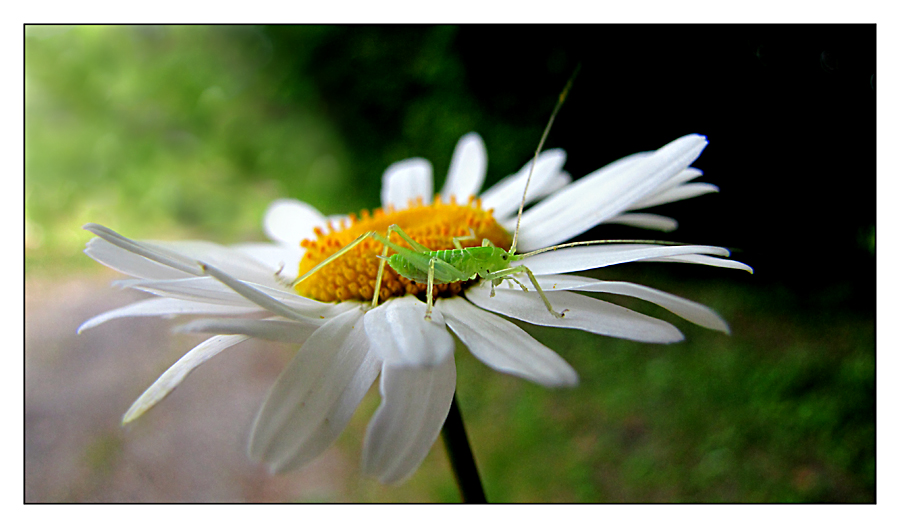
[80,132,751,485]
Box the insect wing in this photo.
[431,258,475,283]
[387,254,430,283]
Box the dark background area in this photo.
[263,24,875,312]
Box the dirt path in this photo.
[25,274,354,502]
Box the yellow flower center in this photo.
[296,196,511,303]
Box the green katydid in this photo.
[291,65,678,321]
[290,68,581,321]
[291,223,564,321]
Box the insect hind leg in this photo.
[505,274,529,292]
[293,230,378,289]
[488,274,527,298]
[484,265,567,319]
[387,224,432,252]
[371,226,401,308]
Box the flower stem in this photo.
[441,393,487,503]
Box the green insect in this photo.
[292,222,564,321]
[292,65,668,321]
[291,69,585,321]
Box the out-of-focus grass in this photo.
[25,25,874,503]
[26,26,353,275]
[341,270,874,503]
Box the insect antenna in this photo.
[517,238,691,259]
[509,63,581,256]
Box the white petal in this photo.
[85,223,286,289]
[519,244,731,276]
[537,171,573,199]
[276,345,381,473]
[122,275,275,308]
[85,237,190,280]
[480,149,567,221]
[361,354,456,484]
[517,134,708,250]
[512,152,646,246]
[520,274,730,333]
[647,254,754,273]
[174,318,321,343]
[84,224,200,278]
[122,335,249,424]
[199,263,329,322]
[440,132,487,203]
[629,182,719,210]
[605,213,678,232]
[231,242,304,286]
[440,296,578,387]
[364,296,455,367]
[633,167,704,200]
[498,170,573,230]
[77,297,262,334]
[248,308,379,472]
[381,158,433,210]
[497,172,574,231]
[232,242,300,268]
[466,285,683,343]
[124,275,348,318]
[148,239,285,289]
[263,199,327,246]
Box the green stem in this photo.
[441,393,487,503]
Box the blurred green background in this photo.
[25,25,874,503]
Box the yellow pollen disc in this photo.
[296,195,511,303]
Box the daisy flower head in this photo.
[81,130,751,486]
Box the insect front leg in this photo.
[371,226,396,308]
[371,225,438,308]
[424,254,471,320]
[483,265,567,319]
[425,256,436,321]
[371,225,473,319]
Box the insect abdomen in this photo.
[386,248,481,284]
[433,249,468,269]
[387,254,430,283]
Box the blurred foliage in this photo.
[344,269,873,503]
[24,25,874,503]
[26,26,350,273]
[25,25,554,274]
